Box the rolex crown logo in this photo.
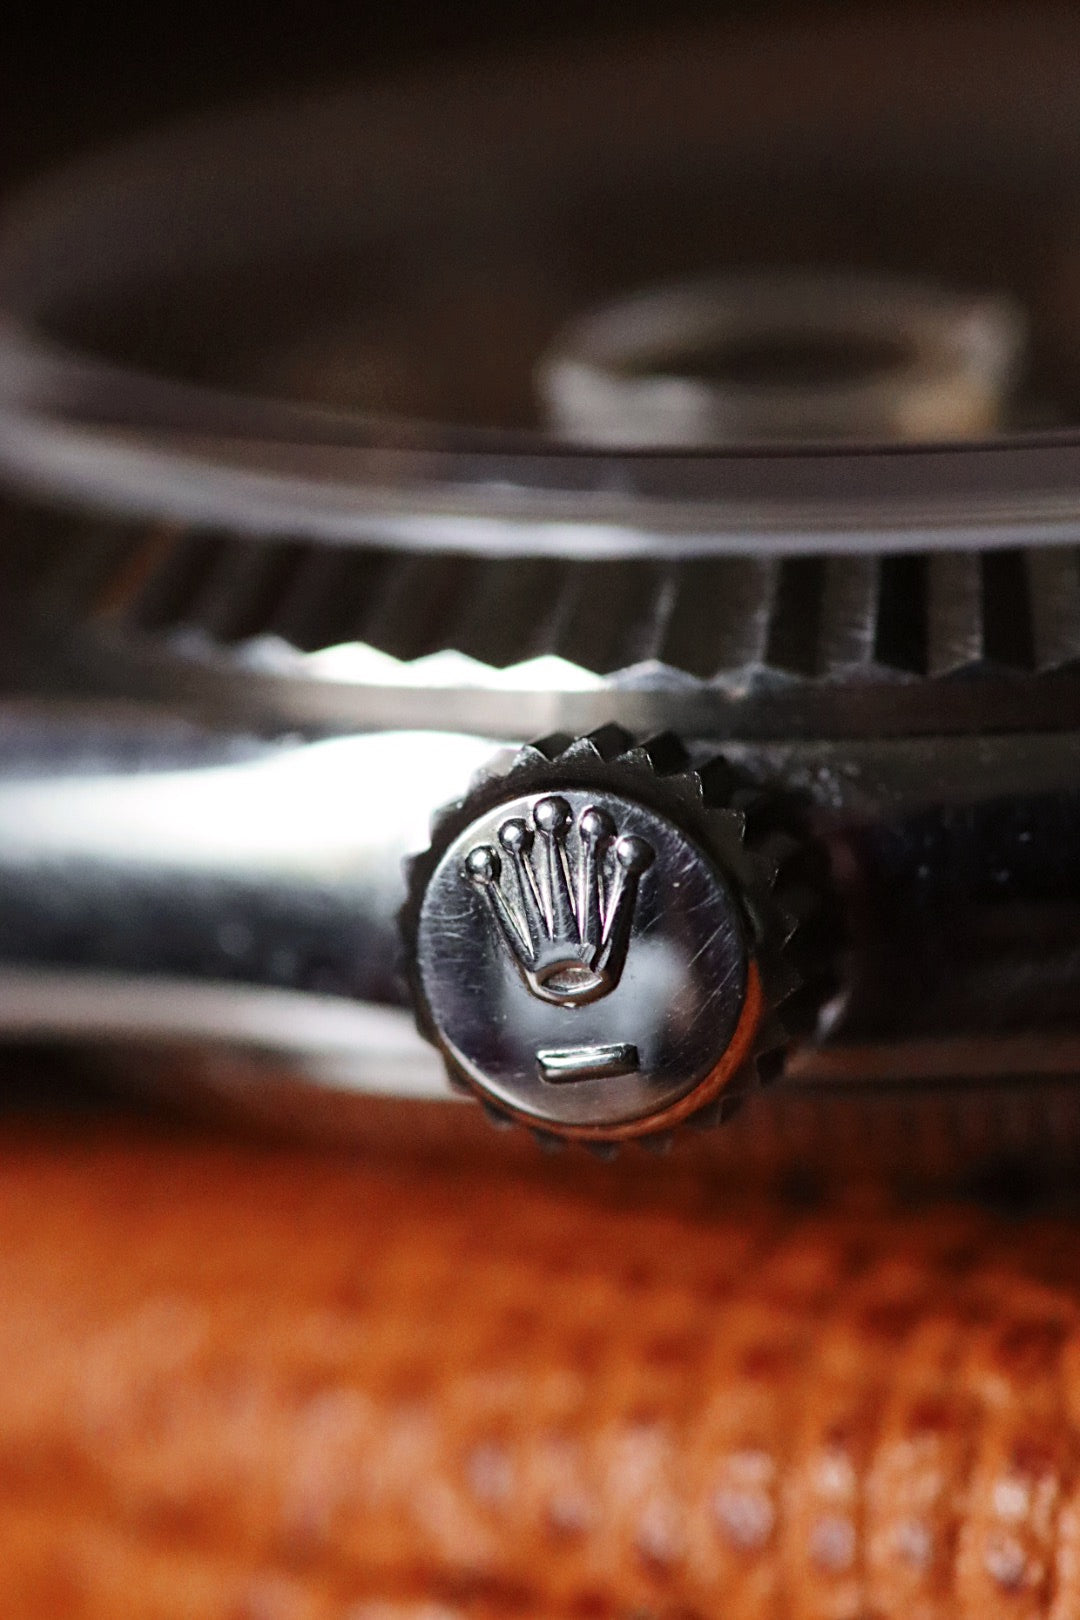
[462,795,655,1006]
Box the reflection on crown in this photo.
[462,796,655,1005]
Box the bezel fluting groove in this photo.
[55,524,1080,743]
[400,725,829,1151]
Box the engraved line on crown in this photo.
[462,795,655,1006]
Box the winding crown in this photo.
[462,795,655,1006]
[403,727,829,1148]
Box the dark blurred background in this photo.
[0,0,876,195]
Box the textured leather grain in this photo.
[4,1123,1080,1618]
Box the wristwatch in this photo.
[3,11,1080,1150]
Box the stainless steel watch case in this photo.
[3,9,1080,1133]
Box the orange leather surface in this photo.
[4,1120,1080,1618]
